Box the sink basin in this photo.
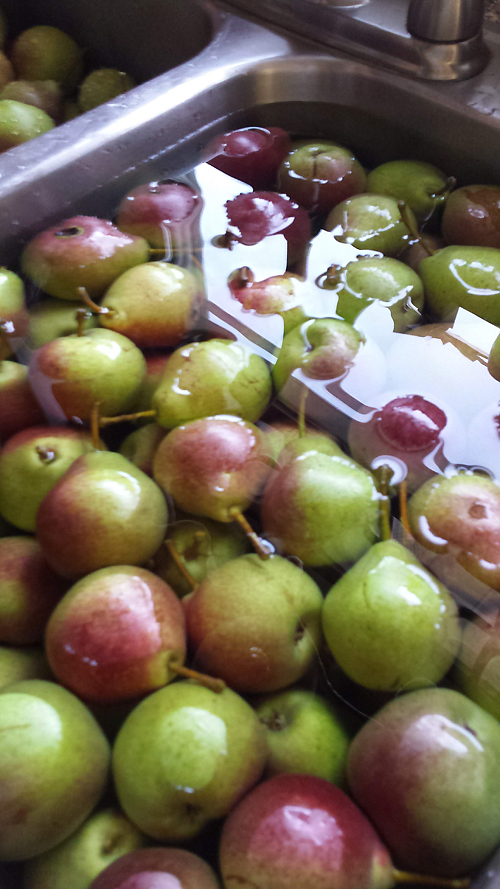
[2,13,500,885]
[0,0,215,82]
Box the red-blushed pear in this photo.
[21,216,148,301]
[130,352,171,419]
[348,687,500,877]
[0,79,63,121]
[0,536,65,644]
[0,679,109,860]
[228,268,310,334]
[0,645,51,688]
[113,681,267,842]
[153,415,271,522]
[120,424,166,477]
[24,808,144,889]
[187,553,323,693]
[28,328,146,423]
[0,268,29,352]
[225,191,311,265]
[272,318,363,392]
[0,425,94,531]
[442,185,500,248]
[219,774,394,889]
[261,446,379,567]
[206,125,290,189]
[278,140,367,215]
[0,360,44,442]
[116,180,203,250]
[45,566,186,703]
[153,514,249,597]
[36,451,168,579]
[256,688,351,784]
[89,847,220,889]
[153,339,272,428]
[261,421,338,465]
[408,471,500,594]
[99,262,203,349]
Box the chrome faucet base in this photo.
[221,0,490,80]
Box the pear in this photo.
[153,513,249,596]
[0,426,95,532]
[153,338,272,427]
[29,297,97,348]
[99,262,203,349]
[278,140,367,214]
[119,424,166,476]
[28,328,146,423]
[21,216,149,301]
[0,536,66,645]
[0,646,50,689]
[116,180,202,250]
[325,194,416,256]
[113,680,267,841]
[0,679,109,860]
[0,267,29,355]
[36,451,168,579]
[10,26,83,94]
[0,100,54,153]
[333,257,424,330]
[186,553,324,693]
[87,847,221,889]
[23,808,144,889]
[419,245,500,325]
[489,331,500,381]
[322,540,461,692]
[261,447,379,566]
[78,69,135,112]
[206,125,290,190]
[257,689,350,784]
[0,361,44,443]
[273,318,363,392]
[442,185,500,248]
[366,160,450,223]
[153,415,271,522]
[0,80,63,121]
[348,688,500,876]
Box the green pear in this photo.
[24,808,144,889]
[322,540,461,692]
[119,424,166,476]
[0,267,29,355]
[456,612,500,721]
[0,679,109,860]
[366,160,450,223]
[419,245,500,325]
[333,257,424,330]
[36,451,169,579]
[153,339,272,427]
[11,26,83,94]
[0,426,95,532]
[0,80,62,121]
[489,332,500,381]
[325,194,416,256]
[113,680,267,841]
[29,298,97,348]
[153,513,249,596]
[100,262,203,349]
[0,100,54,153]
[78,69,135,112]
[256,689,350,784]
[273,318,363,392]
[28,328,146,422]
[261,449,379,567]
[0,646,51,689]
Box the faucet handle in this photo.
[407,0,485,42]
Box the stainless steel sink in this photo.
[0,0,215,82]
[2,5,500,885]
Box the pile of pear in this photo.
[3,139,500,889]
[0,6,136,154]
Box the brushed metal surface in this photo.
[408,0,486,42]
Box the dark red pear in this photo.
[207,126,290,189]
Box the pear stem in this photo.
[234,266,255,288]
[0,322,10,363]
[164,539,198,591]
[170,663,226,694]
[149,247,167,256]
[376,464,392,542]
[78,287,113,317]
[393,870,469,889]
[399,479,412,536]
[75,307,89,337]
[90,403,105,450]
[435,175,457,199]
[397,201,436,256]
[229,507,272,560]
[99,409,157,427]
[217,230,235,250]
[36,446,55,463]
[298,384,308,438]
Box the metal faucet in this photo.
[221,0,490,80]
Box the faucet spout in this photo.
[407,0,486,42]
